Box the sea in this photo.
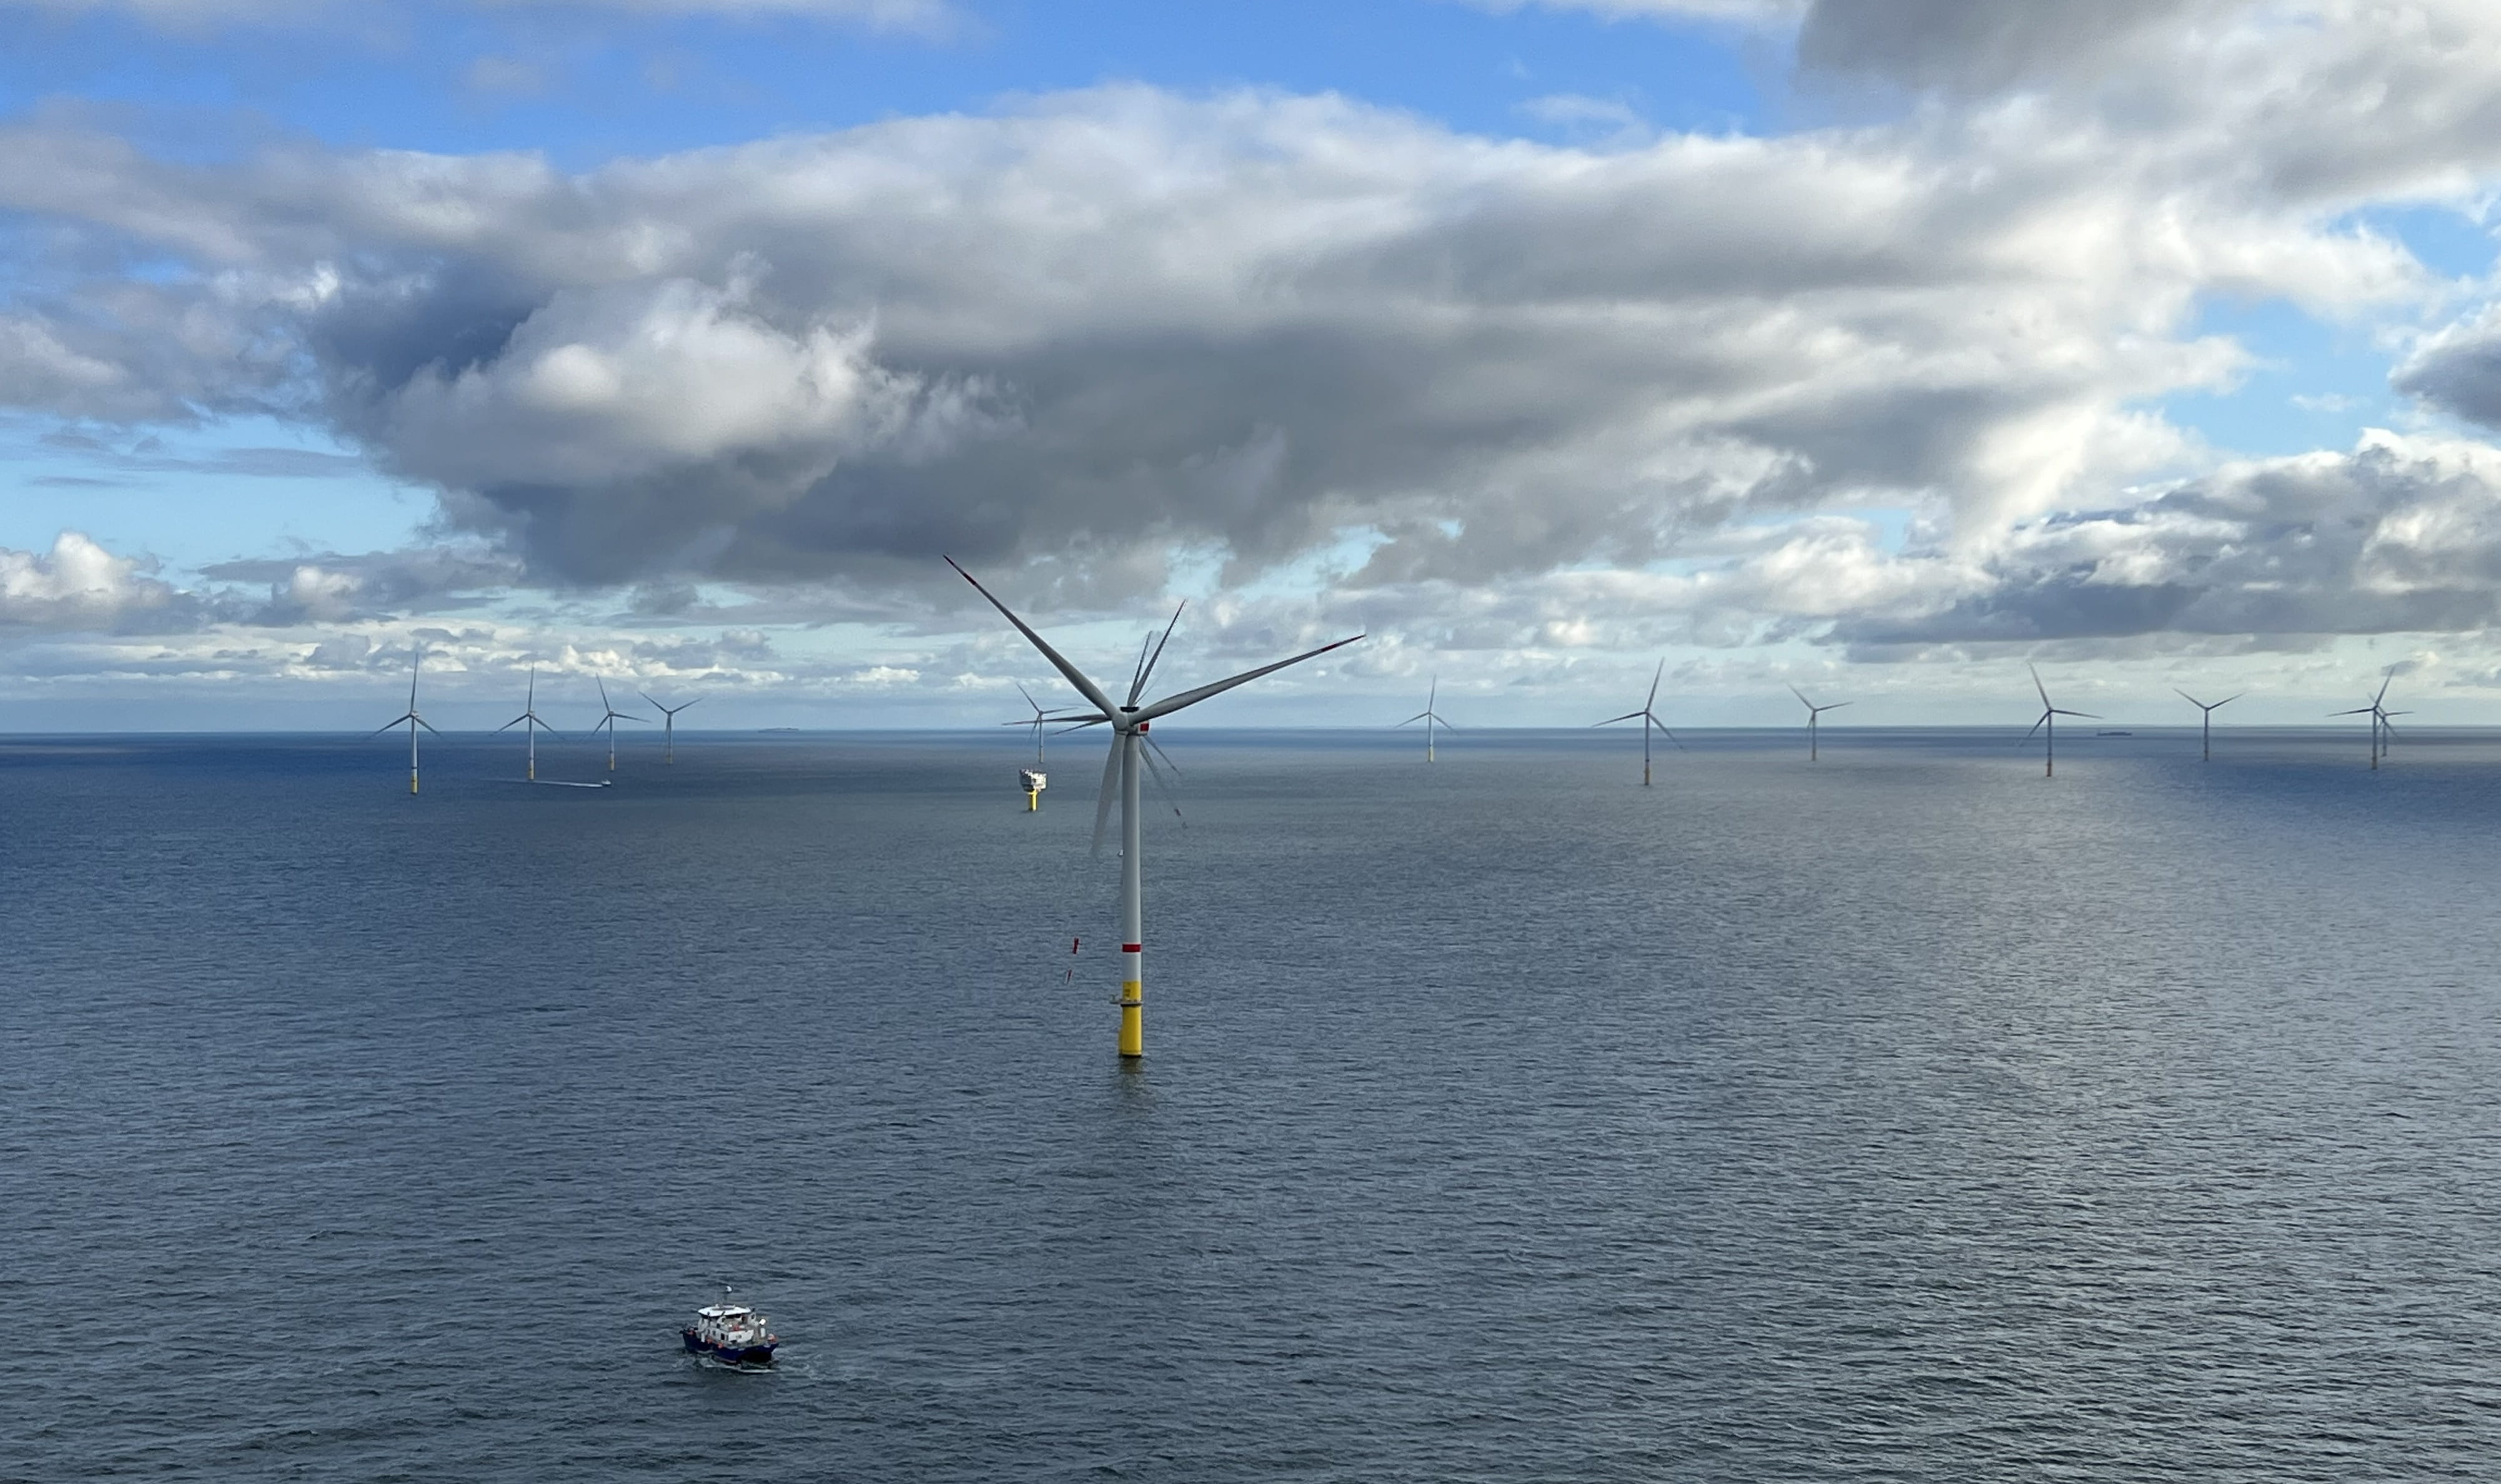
[6,726,2500,1481]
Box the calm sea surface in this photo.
[7,726,2501,1480]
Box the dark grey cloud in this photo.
[1838,433,2501,653]
[1795,0,2212,94]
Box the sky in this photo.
[9,0,2501,730]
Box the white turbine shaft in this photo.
[1120,729,1143,1038]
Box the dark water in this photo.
[7,727,2501,1480]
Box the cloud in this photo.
[1835,431,2501,653]
[199,545,530,620]
[0,82,2430,608]
[0,532,183,629]
[17,4,2501,673]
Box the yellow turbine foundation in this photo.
[1119,944,1143,1057]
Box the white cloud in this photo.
[0,532,177,628]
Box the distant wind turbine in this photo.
[1397,676,1458,761]
[2174,688,2242,761]
[1004,682,1082,811]
[497,666,563,782]
[1597,660,1681,786]
[373,643,442,795]
[1788,685,1849,761]
[592,678,649,772]
[2024,664,2097,778]
[2332,671,2404,769]
[641,693,700,763]
[948,556,1363,1060]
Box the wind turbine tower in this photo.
[1597,660,1681,785]
[1398,676,1458,761]
[2174,688,2242,761]
[592,679,649,772]
[641,693,700,763]
[497,666,562,782]
[374,643,442,794]
[1788,685,1849,761]
[2025,664,2097,778]
[948,556,1362,1060]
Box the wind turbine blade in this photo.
[1143,732,1185,779]
[1788,683,1811,708]
[1140,742,1187,826]
[1015,683,1041,717]
[2329,706,2375,716]
[2049,707,2098,718]
[372,715,417,737]
[1051,716,1111,736]
[1131,633,1366,723]
[676,696,700,712]
[1429,714,1459,730]
[1651,714,1687,751]
[1820,702,1851,713]
[1089,738,1121,858]
[1594,712,1645,726]
[2029,663,2051,709]
[497,715,528,733]
[2374,671,2394,706]
[1645,658,1663,711]
[2215,693,2243,708]
[2174,689,2207,708]
[1134,602,1187,700]
[417,718,444,735]
[1397,712,1431,726]
[944,556,1120,718]
[598,677,612,709]
[613,711,651,723]
[1124,631,1155,708]
[2024,713,2048,741]
[1427,675,1437,711]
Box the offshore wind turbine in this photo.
[2332,671,2402,769]
[592,678,649,772]
[1397,676,1457,761]
[1597,660,1681,786]
[2174,688,2242,761]
[2024,664,2097,778]
[1005,683,1078,810]
[948,556,1363,1060]
[373,644,442,795]
[497,666,563,782]
[641,692,699,763]
[1788,685,1849,761]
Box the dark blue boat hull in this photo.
[683,1330,776,1365]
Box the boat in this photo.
[683,1287,778,1366]
[2095,730,2133,737]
